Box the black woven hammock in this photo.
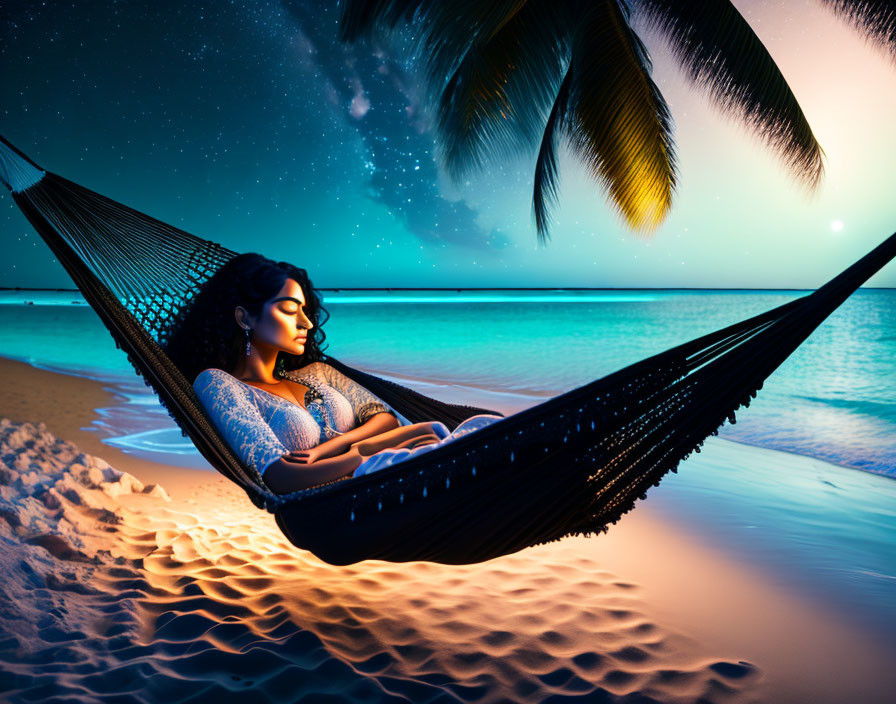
[2,134,894,565]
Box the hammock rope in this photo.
[2,133,894,565]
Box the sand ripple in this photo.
[1,418,761,702]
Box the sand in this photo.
[1,355,894,703]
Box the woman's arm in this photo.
[265,424,443,493]
[194,369,290,474]
[350,421,442,456]
[264,446,365,494]
[308,411,400,460]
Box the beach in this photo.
[2,355,895,703]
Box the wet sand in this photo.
[2,355,895,703]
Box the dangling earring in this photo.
[244,327,251,356]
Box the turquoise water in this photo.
[1,287,895,642]
[2,287,893,477]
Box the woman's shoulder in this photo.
[195,367,230,381]
[193,367,241,392]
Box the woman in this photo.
[163,253,500,495]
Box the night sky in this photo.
[2,0,895,288]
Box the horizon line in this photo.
[1,286,894,293]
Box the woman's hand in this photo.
[285,446,328,465]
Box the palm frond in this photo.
[436,0,574,180]
[636,0,824,189]
[566,0,676,232]
[820,0,896,57]
[341,1,531,85]
[532,67,573,244]
[338,0,426,42]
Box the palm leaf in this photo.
[340,0,530,88]
[338,0,426,42]
[566,0,677,231]
[533,66,573,243]
[820,0,896,56]
[339,0,830,240]
[436,0,574,180]
[635,0,824,188]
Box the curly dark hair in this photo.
[163,252,330,384]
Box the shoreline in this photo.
[8,348,895,476]
[0,356,217,502]
[2,355,896,702]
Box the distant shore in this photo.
[5,285,895,292]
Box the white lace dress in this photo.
[193,362,503,481]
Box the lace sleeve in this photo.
[193,368,288,476]
[303,362,394,425]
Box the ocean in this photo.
[1,287,893,478]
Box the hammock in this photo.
[2,134,894,566]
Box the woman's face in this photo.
[243,278,314,355]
